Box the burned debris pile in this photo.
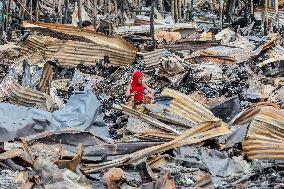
[0,0,284,188]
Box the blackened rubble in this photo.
[0,0,284,189]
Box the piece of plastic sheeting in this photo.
[0,103,52,142]
[0,91,108,142]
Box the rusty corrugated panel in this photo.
[125,116,178,142]
[134,18,150,26]
[20,35,63,57]
[50,40,135,67]
[243,107,284,160]
[37,63,54,92]
[20,33,136,67]
[230,102,279,125]
[189,34,279,64]
[160,88,219,125]
[22,21,137,67]
[140,49,170,72]
[8,82,49,110]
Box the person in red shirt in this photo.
[126,71,154,108]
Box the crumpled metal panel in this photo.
[230,102,279,125]
[126,117,177,141]
[8,82,50,110]
[190,46,252,63]
[20,129,163,162]
[160,88,219,125]
[0,91,106,142]
[20,34,63,56]
[243,107,284,160]
[82,121,230,173]
[121,105,181,135]
[20,33,136,67]
[22,22,137,67]
[140,49,171,72]
[189,34,280,64]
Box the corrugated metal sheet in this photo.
[230,102,279,125]
[140,49,170,72]
[189,34,279,64]
[134,18,150,26]
[8,82,49,110]
[20,35,63,56]
[20,34,136,68]
[160,88,220,126]
[82,121,230,173]
[243,107,284,160]
[22,22,137,67]
[121,104,181,135]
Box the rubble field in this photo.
[0,0,284,188]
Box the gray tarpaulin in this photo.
[50,91,105,130]
[201,149,243,177]
[0,103,52,142]
[0,91,108,142]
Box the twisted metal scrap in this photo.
[82,120,230,173]
[243,107,284,160]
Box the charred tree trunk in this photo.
[276,0,279,30]
[220,0,224,28]
[29,0,32,21]
[64,0,68,24]
[264,0,268,35]
[171,0,174,22]
[78,0,83,28]
[150,0,155,47]
[93,0,97,28]
[1,0,5,38]
[108,0,112,34]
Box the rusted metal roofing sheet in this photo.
[243,107,284,160]
[8,82,50,110]
[139,49,170,72]
[23,21,137,53]
[125,116,178,141]
[20,35,63,56]
[230,102,279,126]
[160,88,219,125]
[134,17,150,26]
[20,34,136,68]
[22,22,137,67]
[189,34,279,64]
